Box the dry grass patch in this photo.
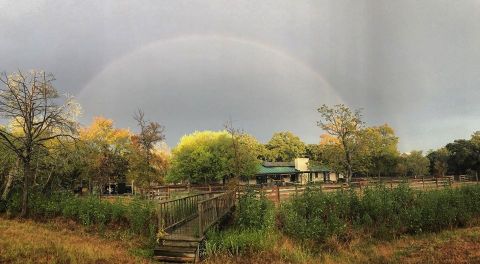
[0,218,152,264]
[322,226,480,264]
[206,227,480,264]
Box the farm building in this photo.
[243,158,340,185]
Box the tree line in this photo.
[0,70,478,216]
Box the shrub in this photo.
[3,191,157,240]
[205,229,277,256]
[205,188,276,257]
[236,188,274,230]
[280,184,480,242]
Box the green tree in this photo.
[406,150,430,178]
[167,130,259,184]
[265,131,306,162]
[128,110,168,189]
[0,71,79,216]
[396,151,429,178]
[79,117,131,193]
[305,144,322,161]
[358,124,399,177]
[445,139,476,175]
[427,148,449,177]
[317,104,364,182]
[434,148,449,177]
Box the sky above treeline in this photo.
[1,0,480,152]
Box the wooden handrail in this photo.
[197,191,235,236]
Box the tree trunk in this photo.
[1,159,19,201]
[1,169,14,201]
[345,150,352,183]
[20,159,32,217]
[42,165,56,195]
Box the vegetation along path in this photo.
[0,218,153,264]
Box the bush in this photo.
[236,188,274,230]
[205,188,276,257]
[280,184,480,242]
[4,191,157,239]
[205,228,277,256]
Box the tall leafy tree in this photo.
[317,104,364,182]
[0,71,79,216]
[358,124,399,177]
[167,130,258,184]
[407,151,430,178]
[129,109,168,189]
[265,131,306,162]
[79,117,131,193]
[396,151,429,178]
[427,148,450,177]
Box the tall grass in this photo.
[3,191,157,243]
[280,183,480,242]
[205,188,276,256]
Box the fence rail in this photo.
[147,184,228,200]
[157,192,215,232]
[197,191,236,235]
[236,176,478,204]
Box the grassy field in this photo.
[0,217,153,264]
[205,226,480,264]
[1,217,480,263]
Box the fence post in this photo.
[295,184,298,196]
[436,178,439,188]
[276,185,280,203]
[476,172,479,183]
[198,202,203,236]
[422,176,425,190]
[209,185,212,192]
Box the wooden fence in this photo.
[157,192,215,232]
[237,176,477,204]
[157,191,236,237]
[197,191,236,235]
[147,184,228,200]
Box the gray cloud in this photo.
[1,0,479,151]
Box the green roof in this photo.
[256,164,299,175]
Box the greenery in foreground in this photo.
[205,189,276,256]
[1,192,158,254]
[206,184,480,262]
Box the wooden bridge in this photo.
[154,191,236,263]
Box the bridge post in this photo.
[198,202,203,236]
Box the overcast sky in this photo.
[1,0,480,151]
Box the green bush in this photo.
[4,191,157,238]
[205,229,277,256]
[205,189,276,257]
[280,184,480,242]
[236,188,274,230]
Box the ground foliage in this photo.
[205,188,276,256]
[3,191,158,246]
[280,184,480,242]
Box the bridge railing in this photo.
[197,191,236,235]
[157,192,215,232]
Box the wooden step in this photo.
[153,255,195,263]
[163,235,203,242]
[162,240,199,248]
[155,246,196,258]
